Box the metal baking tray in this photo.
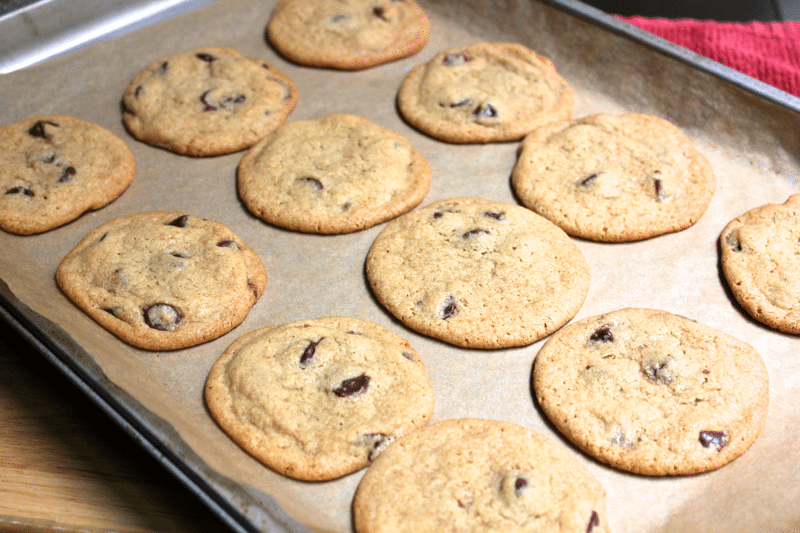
[1,0,799,531]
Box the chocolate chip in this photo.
[654,178,666,201]
[441,295,458,320]
[373,6,389,19]
[725,232,742,252]
[221,94,246,109]
[483,211,505,221]
[641,355,674,385]
[401,351,417,362]
[462,229,491,239]
[58,166,76,183]
[170,252,191,258]
[474,103,498,120]
[28,120,58,139]
[432,208,457,219]
[444,98,472,108]
[134,85,143,98]
[333,374,370,397]
[299,176,324,190]
[589,325,613,343]
[160,61,169,73]
[200,90,217,111]
[580,173,599,186]
[361,433,395,461]
[5,187,34,197]
[300,338,324,367]
[217,240,238,249]
[699,430,729,451]
[587,511,600,533]
[513,477,528,497]
[143,303,182,331]
[196,52,217,63]
[167,215,190,228]
[443,52,469,66]
[248,279,259,299]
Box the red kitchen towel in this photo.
[620,17,800,97]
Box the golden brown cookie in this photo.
[205,316,434,480]
[353,418,610,533]
[56,211,267,351]
[237,113,431,234]
[533,308,769,476]
[266,0,430,70]
[365,197,589,348]
[122,47,298,156]
[720,194,800,334]
[397,42,573,143]
[0,115,134,235]
[511,113,715,242]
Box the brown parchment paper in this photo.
[1,0,799,531]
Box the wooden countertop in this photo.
[0,318,232,532]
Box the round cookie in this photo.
[0,115,135,235]
[204,316,434,481]
[122,47,298,156]
[56,211,267,351]
[266,0,430,70]
[353,418,609,533]
[511,113,715,242]
[720,194,800,334]
[396,42,573,143]
[365,197,589,349]
[532,308,769,476]
[237,113,431,234]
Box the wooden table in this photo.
[0,318,232,532]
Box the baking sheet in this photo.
[1,0,799,531]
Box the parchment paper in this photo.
[1,0,799,531]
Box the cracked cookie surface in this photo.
[511,113,715,242]
[237,113,431,234]
[266,0,430,70]
[720,194,800,334]
[122,47,297,156]
[532,308,769,475]
[353,418,609,533]
[397,42,573,143]
[55,211,267,350]
[365,197,589,348]
[0,115,134,235]
[204,316,434,481]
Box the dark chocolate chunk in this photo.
[462,229,491,239]
[217,240,238,249]
[699,430,729,451]
[474,103,498,120]
[361,433,395,461]
[200,90,217,111]
[442,52,469,66]
[641,356,674,385]
[134,85,143,98]
[333,373,370,397]
[58,166,77,183]
[5,187,34,197]
[513,477,528,497]
[143,303,182,331]
[159,61,169,73]
[725,232,742,252]
[483,211,505,221]
[654,178,666,201]
[221,94,246,109]
[580,173,599,186]
[589,325,614,343]
[28,120,58,139]
[443,98,472,108]
[248,279,260,299]
[299,176,324,190]
[372,6,389,19]
[196,52,217,63]
[167,215,190,228]
[587,511,600,533]
[441,295,458,320]
[170,252,191,258]
[300,337,324,367]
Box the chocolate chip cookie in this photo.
[237,113,431,234]
[266,0,430,70]
[533,308,769,475]
[0,115,135,235]
[122,47,298,156]
[204,316,434,481]
[720,194,800,334]
[56,211,267,351]
[511,113,715,242]
[353,418,609,533]
[396,42,573,143]
[365,197,590,348]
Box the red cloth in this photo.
[619,17,800,97]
